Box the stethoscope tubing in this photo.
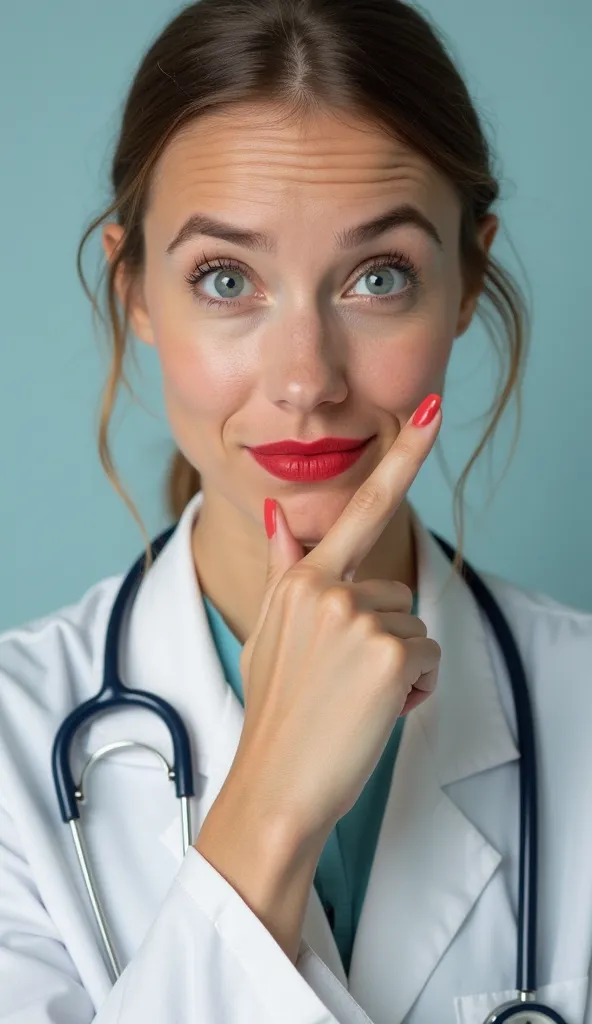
[51,525,193,824]
[432,534,538,996]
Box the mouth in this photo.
[248,436,373,456]
[246,435,376,482]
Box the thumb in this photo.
[261,497,305,616]
[240,498,305,692]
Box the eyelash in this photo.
[184,248,421,309]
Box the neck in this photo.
[191,490,417,644]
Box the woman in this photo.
[0,1,590,1022]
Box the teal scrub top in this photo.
[202,590,417,977]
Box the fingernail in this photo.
[411,394,441,428]
[264,497,277,539]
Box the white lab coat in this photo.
[1,491,591,1024]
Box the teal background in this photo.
[1,0,590,631]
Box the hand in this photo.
[233,395,443,845]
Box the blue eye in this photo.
[185,257,255,308]
[196,264,256,303]
[185,249,421,309]
[350,262,414,299]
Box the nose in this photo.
[260,313,348,413]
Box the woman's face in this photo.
[107,103,496,544]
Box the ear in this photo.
[102,223,155,346]
[455,213,499,338]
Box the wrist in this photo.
[194,775,325,963]
[197,769,323,870]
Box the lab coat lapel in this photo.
[348,516,520,1024]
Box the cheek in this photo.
[359,317,453,416]
[155,325,249,418]
[144,261,251,420]
[157,336,251,473]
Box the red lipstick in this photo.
[247,435,375,482]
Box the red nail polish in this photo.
[264,498,277,539]
[411,394,441,428]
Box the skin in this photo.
[103,102,497,643]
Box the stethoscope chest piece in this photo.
[483,999,568,1023]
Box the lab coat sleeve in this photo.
[94,847,374,1024]
[0,799,96,1022]
[0,794,372,1024]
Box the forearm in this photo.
[194,777,324,965]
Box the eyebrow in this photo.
[165,202,444,256]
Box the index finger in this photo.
[303,394,442,580]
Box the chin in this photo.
[280,490,353,546]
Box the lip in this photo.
[248,436,373,455]
[247,436,375,482]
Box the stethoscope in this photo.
[51,524,567,1023]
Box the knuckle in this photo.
[348,482,389,519]
[373,633,406,671]
[277,567,316,605]
[355,609,382,637]
[392,438,416,463]
[415,617,428,638]
[319,584,356,621]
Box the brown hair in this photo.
[77,0,530,573]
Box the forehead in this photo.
[146,104,461,248]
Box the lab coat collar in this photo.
[84,491,520,1018]
[411,507,519,787]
